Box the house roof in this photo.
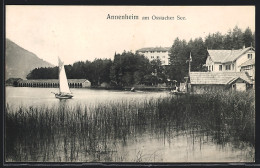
[19,79,89,83]
[137,47,170,52]
[189,72,253,85]
[208,47,254,63]
[239,59,255,67]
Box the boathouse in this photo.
[189,72,253,93]
[17,79,91,88]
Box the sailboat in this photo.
[52,57,73,99]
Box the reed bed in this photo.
[5,90,255,162]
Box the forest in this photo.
[27,26,255,86]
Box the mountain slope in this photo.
[5,39,54,79]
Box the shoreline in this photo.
[6,85,172,92]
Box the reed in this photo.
[5,90,255,162]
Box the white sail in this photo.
[58,57,71,94]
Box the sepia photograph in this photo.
[5,5,255,162]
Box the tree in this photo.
[232,26,244,49]
[243,27,254,48]
[189,37,207,71]
[86,59,113,86]
[168,38,189,82]
[99,59,113,84]
[223,29,233,50]
[205,32,224,49]
[150,59,167,84]
[26,26,254,87]
[253,32,255,48]
[110,51,151,86]
[26,67,58,79]
[71,61,86,79]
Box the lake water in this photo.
[6,87,169,109]
[5,87,254,162]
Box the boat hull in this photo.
[55,94,73,99]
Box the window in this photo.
[162,56,165,58]
[151,56,154,59]
[219,65,222,71]
[212,65,213,71]
[232,64,234,70]
[162,61,165,64]
[157,56,160,59]
[225,64,231,70]
[242,65,253,71]
[248,54,252,59]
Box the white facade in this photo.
[205,47,255,73]
[236,50,255,71]
[207,62,237,72]
[233,83,246,92]
[136,47,170,65]
[82,80,91,87]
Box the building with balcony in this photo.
[239,59,255,81]
[205,46,255,77]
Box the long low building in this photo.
[189,72,253,93]
[17,79,91,88]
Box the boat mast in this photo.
[188,52,192,76]
[58,57,62,94]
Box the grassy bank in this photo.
[5,90,255,162]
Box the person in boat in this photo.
[170,86,178,93]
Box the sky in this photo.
[6,6,255,65]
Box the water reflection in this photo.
[5,87,254,162]
[59,99,67,107]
